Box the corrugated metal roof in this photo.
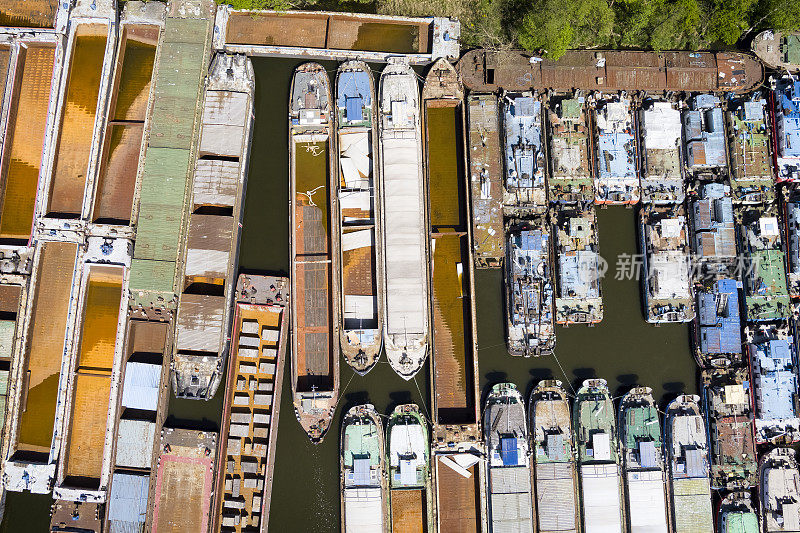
[176,293,225,352]
[192,159,239,208]
[121,362,161,411]
[108,473,149,526]
[115,418,156,469]
[185,214,232,280]
[535,462,577,532]
[0,320,14,358]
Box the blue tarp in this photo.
[345,96,363,122]
[500,437,519,466]
[699,278,742,355]
[338,71,371,122]
[597,132,636,179]
[778,79,800,158]
[108,473,149,526]
[754,338,797,421]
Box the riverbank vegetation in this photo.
[218,0,800,57]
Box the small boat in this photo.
[719,492,760,533]
[547,95,594,204]
[378,56,429,380]
[334,60,383,375]
[387,404,432,532]
[640,203,695,323]
[664,395,713,533]
[505,218,555,356]
[725,95,775,204]
[484,383,533,533]
[502,92,547,215]
[593,95,639,205]
[683,94,727,181]
[760,448,800,533]
[638,99,684,204]
[688,182,737,277]
[553,205,603,325]
[574,378,625,533]
[736,203,792,321]
[618,387,670,533]
[289,62,339,443]
[691,278,743,368]
[774,76,800,183]
[752,31,800,73]
[530,380,579,533]
[785,196,800,297]
[748,323,800,444]
[341,404,388,533]
[702,366,757,490]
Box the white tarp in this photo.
[627,470,669,533]
[344,295,375,320]
[643,103,681,150]
[344,487,383,533]
[580,463,623,533]
[389,425,426,467]
[340,191,371,213]
[341,229,372,252]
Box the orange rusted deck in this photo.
[436,459,479,533]
[391,488,426,533]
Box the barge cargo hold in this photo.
[775,77,800,183]
[639,100,684,204]
[506,219,555,356]
[46,22,112,218]
[334,60,383,375]
[340,404,387,533]
[752,31,800,72]
[151,428,217,533]
[502,92,546,215]
[4,240,78,493]
[553,207,603,325]
[92,15,161,225]
[683,94,727,180]
[434,450,483,533]
[640,204,695,323]
[749,326,800,444]
[574,379,624,533]
[457,49,764,94]
[737,204,792,322]
[173,53,254,400]
[689,182,737,277]
[702,366,757,490]
[593,96,638,205]
[726,96,774,204]
[289,62,339,443]
[665,395,713,533]
[466,93,504,268]
[692,278,743,368]
[212,274,289,532]
[379,56,429,379]
[387,404,431,533]
[484,383,533,532]
[530,380,579,533]
[619,387,669,533]
[0,43,57,243]
[547,95,593,204]
[719,493,760,533]
[760,448,800,533]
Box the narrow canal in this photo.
[0,57,698,531]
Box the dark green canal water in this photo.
[0,57,698,531]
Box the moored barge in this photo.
[692,278,743,368]
[726,96,774,204]
[530,380,579,533]
[212,274,289,532]
[502,92,546,214]
[546,95,593,204]
[774,77,800,183]
[639,99,684,204]
[759,448,800,533]
[335,60,383,375]
[289,62,339,443]
[593,95,638,205]
[683,94,727,181]
[786,198,800,297]
[379,56,429,380]
[688,182,737,278]
[387,404,432,532]
[719,492,760,533]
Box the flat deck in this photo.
[226,11,428,54]
[16,241,77,453]
[391,488,425,533]
[436,459,479,533]
[48,24,108,217]
[0,44,56,241]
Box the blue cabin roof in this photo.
[754,338,797,421]
[338,70,371,123]
[778,79,800,159]
[500,437,519,466]
[597,132,636,179]
[698,278,742,355]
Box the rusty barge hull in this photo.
[458,49,764,94]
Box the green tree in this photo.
[704,0,759,44]
[517,0,613,59]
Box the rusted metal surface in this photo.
[391,488,425,533]
[0,284,21,315]
[752,31,800,73]
[457,49,764,94]
[0,0,57,28]
[184,213,232,284]
[50,500,102,532]
[436,459,479,533]
[175,293,225,353]
[0,44,56,242]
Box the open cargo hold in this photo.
[48,23,108,217]
[0,0,58,28]
[93,24,158,224]
[15,241,78,455]
[0,44,56,242]
[436,457,479,532]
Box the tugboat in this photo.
[638,98,684,204]
[378,56,429,380]
[702,366,757,490]
[593,95,639,205]
[530,380,579,533]
[484,383,534,532]
[619,387,669,533]
[341,404,387,533]
[574,379,624,533]
[502,92,547,215]
[505,218,555,356]
[664,395,713,533]
[719,492,760,533]
[334,60,383,375]
[289,62,339,443]
[759,448,800,533]
[387,404,432,532]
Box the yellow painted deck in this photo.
[16,241,77,453]
[48,24,108,217]
[64,373,111,480]
[0,0,58,28]
[0,44,56,241]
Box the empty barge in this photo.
[289,62,339,443]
